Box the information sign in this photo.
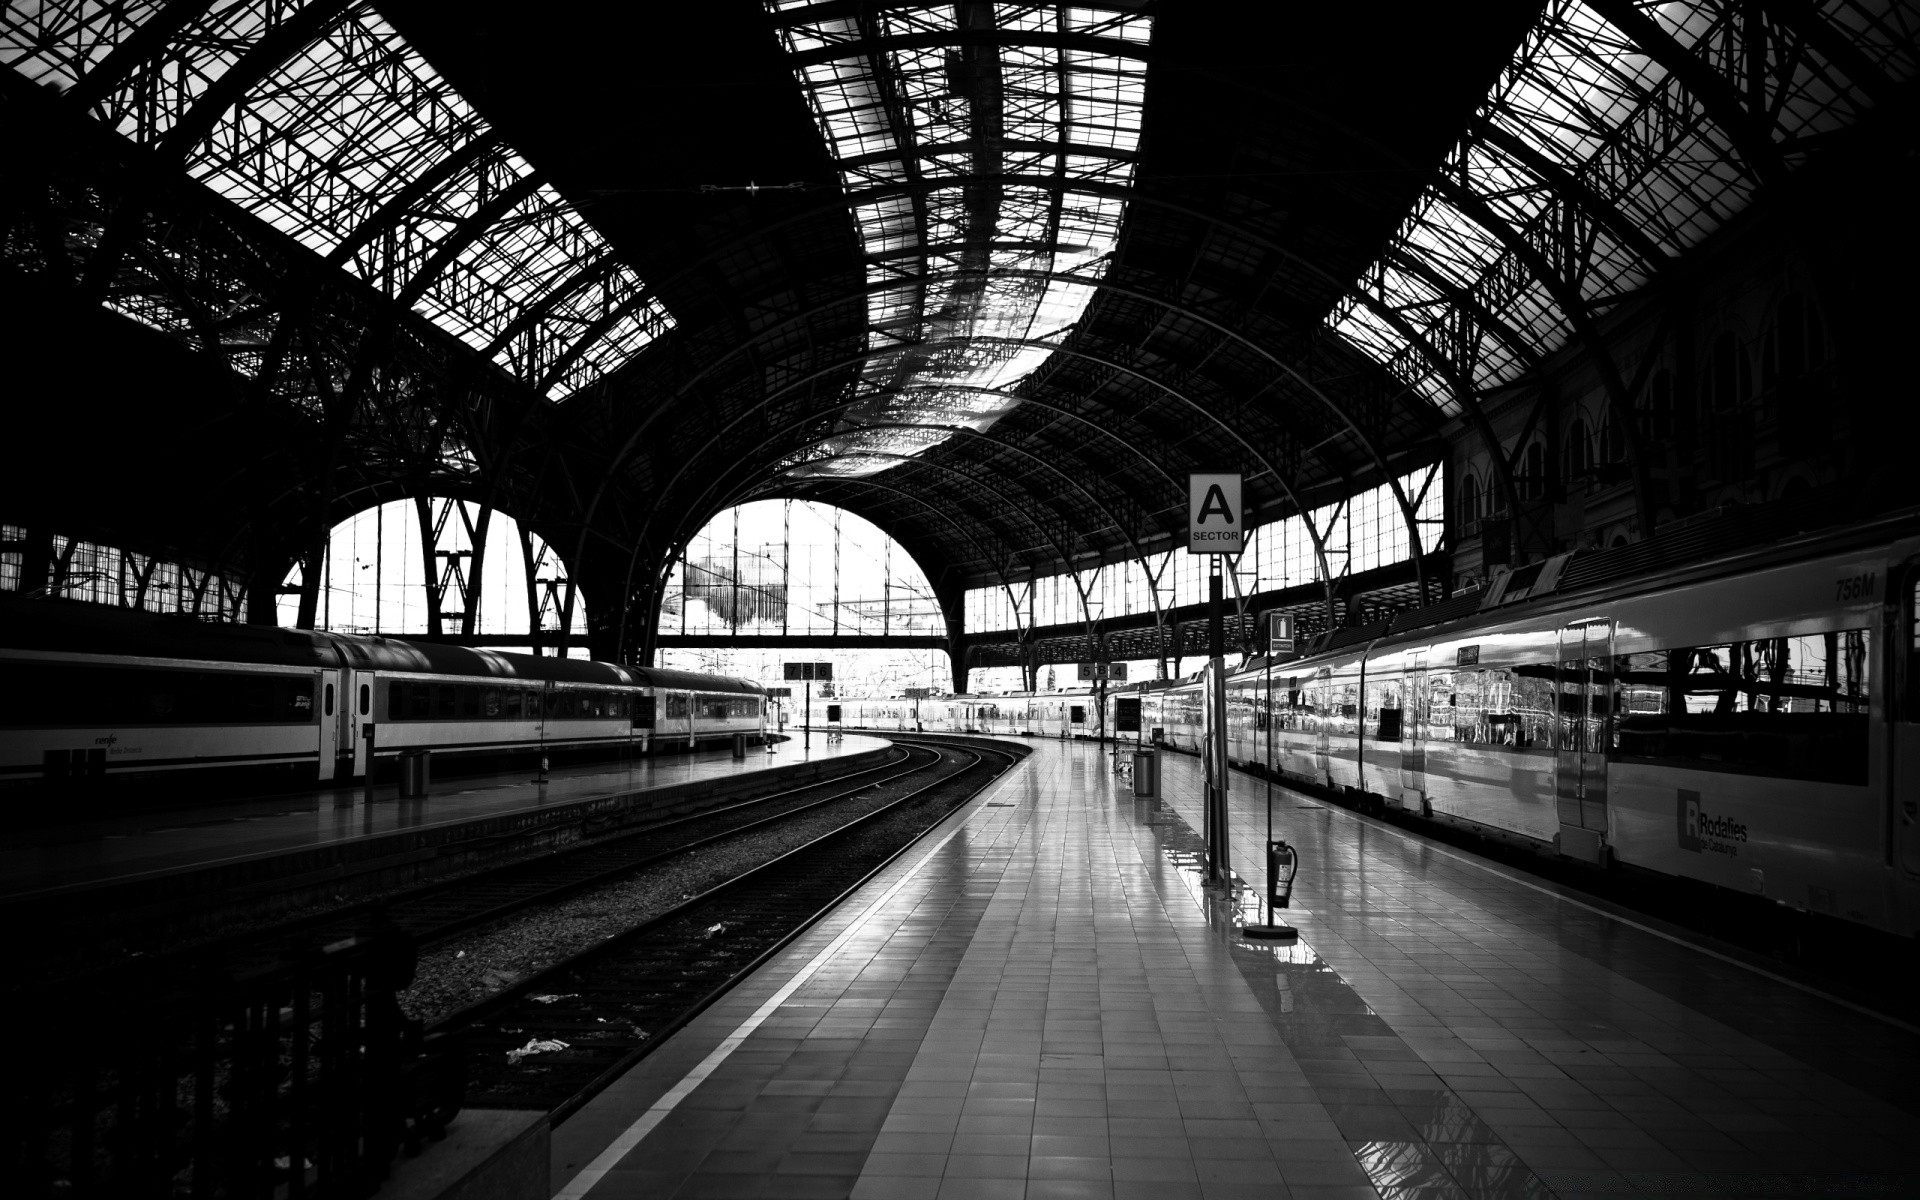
[1075,662,1128,682]
[1268,612,1294,655]
[1115,696,1142,733]
[904,687,930,699]
[782,662,833,681]
[1187,472,1246,555]
[826,704,842,723]
[766,687,792,698]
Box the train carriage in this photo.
[0,595,766,797]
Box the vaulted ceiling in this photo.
[2,0,1913,626]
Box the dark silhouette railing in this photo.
[4,927,465,1197]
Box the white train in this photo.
[0,596,766,797]
[816,509,1920,940]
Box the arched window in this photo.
[1564,417,1591,482]
[1460,473,1481,526]
[1599,407,1626,464]
[1522,440,1546,502]
[1642,369,1672,442]
[280,499,584,653]
[1705,332,1754,481]
[1764,292,1831,444]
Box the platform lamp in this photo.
[1243,838,1298,940]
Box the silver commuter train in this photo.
[820,510,1920,939]
[0,594,766,793]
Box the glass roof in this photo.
[1330,0,1918,410]
[769,1,1152,478]
[0,0,672,401]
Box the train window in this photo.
[667,694,689,720]
[482,688,501,718]
[1613,632,1870,783]
[324,683,334,717]
[409,684,431,720]
[459,686,478,718]
[1453,666,1553,749]
[360,683,370,716]
[434,685,456,719]
[1909,575,1920,714]
[503,689,523,718]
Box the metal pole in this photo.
[1265,656,1273,925]
[805,674,812,752]
[1208,557,1228,885]
[362,722,375,806]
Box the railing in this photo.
[4,927,466,1197]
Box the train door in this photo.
[1896,564,1920,874]
[317,669,342,781]
[1400,650,1427,808]
[352,676,374,778]
[347,674,368,774]
[1312,668,1332,783]
[1555,619,1613,863]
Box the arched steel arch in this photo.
[658,421,1178,640]
[571,332,1346,650]
[629,476,1036,671]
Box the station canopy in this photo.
[2,0,1913,599]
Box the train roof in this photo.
[0,593,342,667]
[623,666,765,694]
[0,595,762,692]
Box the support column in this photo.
[1205,558,1230,886]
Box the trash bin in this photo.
[398,749,431,798]
[732,732,747,760]
[1132,749,1159,799]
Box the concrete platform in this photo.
[546,736,1920,1200]
[0,734,892,914]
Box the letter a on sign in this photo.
[1188,473,1246,555]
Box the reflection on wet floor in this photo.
[1130,790,1556,1200]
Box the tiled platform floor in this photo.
[0,733,888,897]
[548,738,1920,1200]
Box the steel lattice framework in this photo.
[0,0,1913,668]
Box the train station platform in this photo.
[549,736,1920,1200]
[0,733,892,909]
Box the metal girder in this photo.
[772,22,1141,71]
[1584,0,1788,182]
[569,260,1409,577]
[629,381,1182,558]
[628,476,1026,665]
[322,131,507,267]
[0,85,589,601]
[660,416,1171,634]
[595,330,1342,602]
[1467,118,1673,272]
[731,443,1082,587]
[1427,174,1659,536]
[1755,0,1905,109]
[61,1,219,110]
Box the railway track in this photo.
[438,737,1025,1120]
[14,743,945,994]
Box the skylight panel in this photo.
[771,1,1151,478]
[1329,0,1914,413]
[2,0,674,402]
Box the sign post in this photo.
[783,662,832,751]
[1268,612,1294,656]
[1189,472,1242,888]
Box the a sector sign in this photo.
[1188,472,1246,555]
